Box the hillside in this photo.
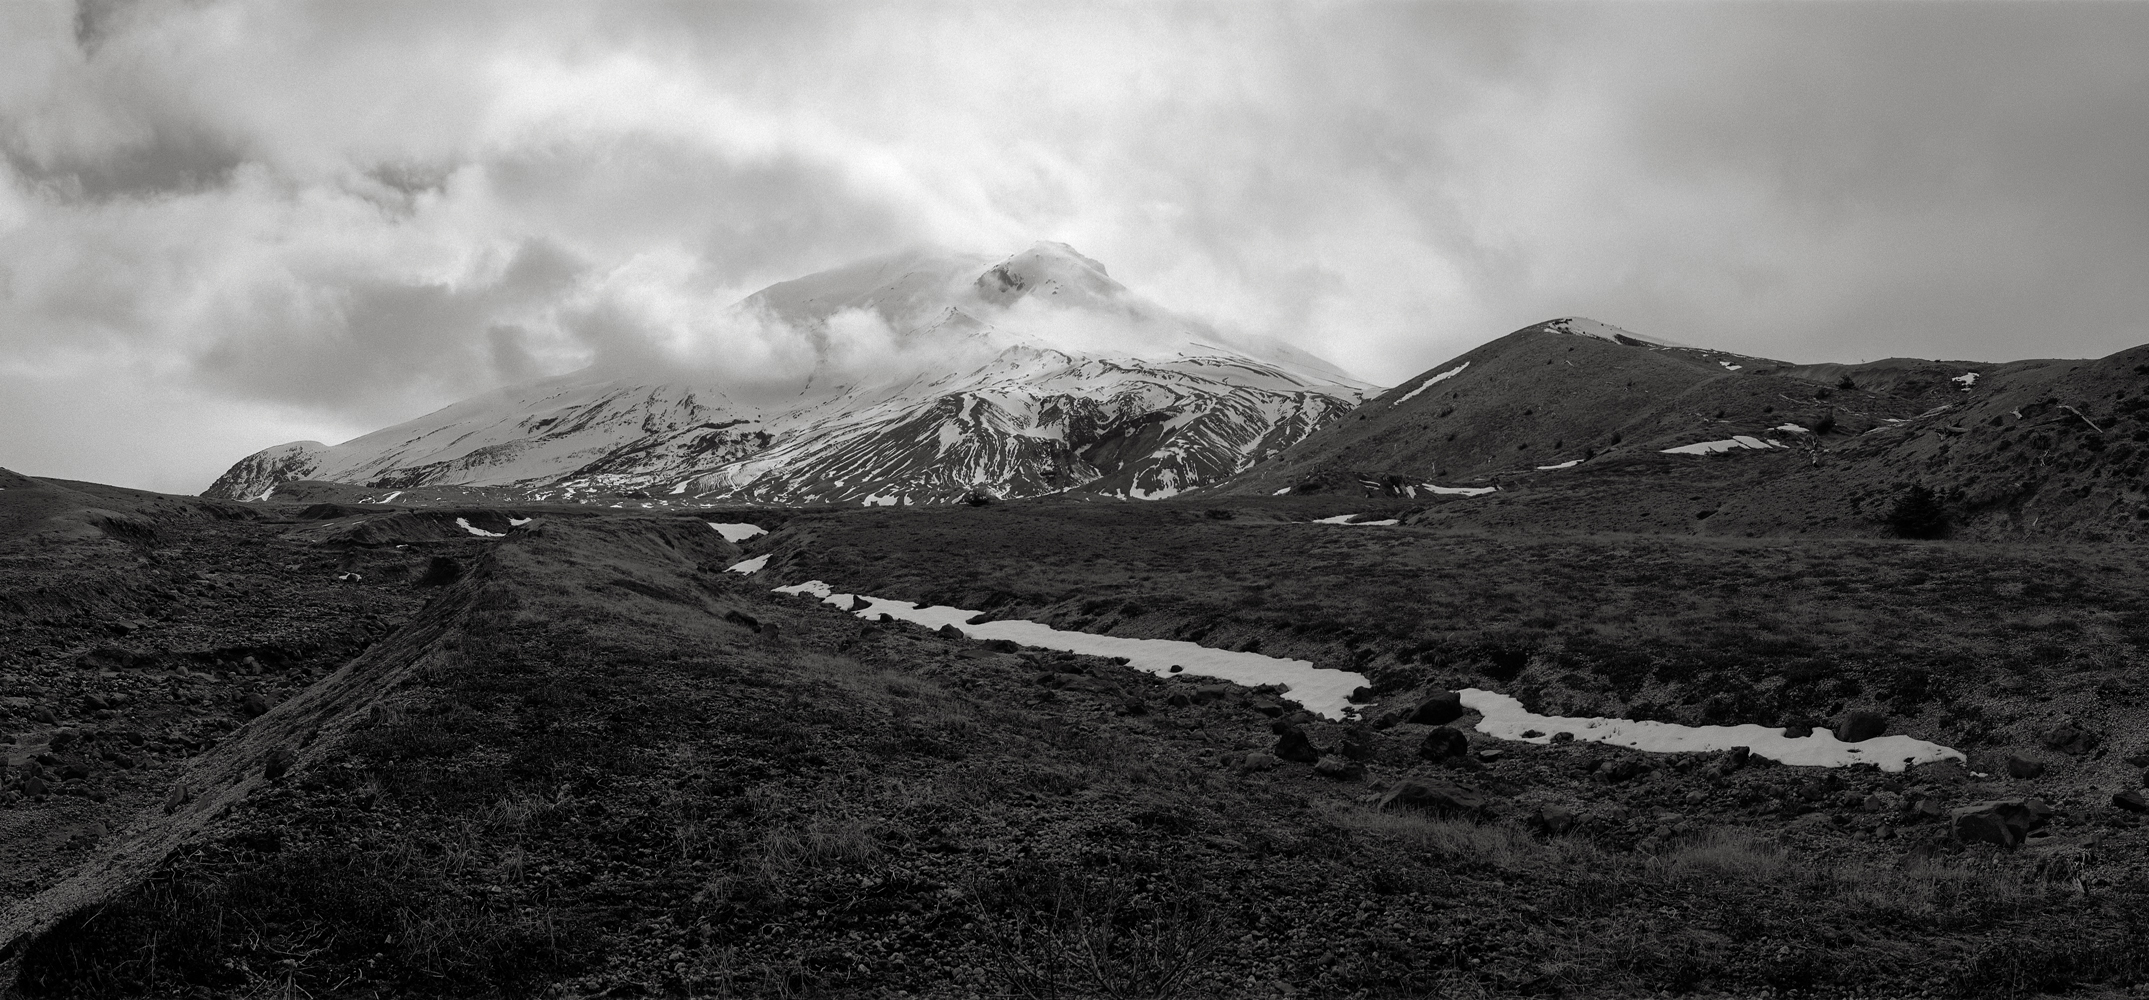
[1225,318,2149,542]
[203,244,1369,507]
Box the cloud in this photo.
[2,0,2148,493]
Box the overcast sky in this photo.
[4,1,2147,493]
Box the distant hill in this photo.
[1220,318,2149,541]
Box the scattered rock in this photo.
[23,775,47,797]
[239,692,270,718]
[1476,749,1504,763]
[1834,711,1888,743]
[1338,725,1376,761]
[1549,732,1574,745]
[1313,755,1364,780]
[1408,691,1465,725]
[1378,779,1486,817]
[1715,747,1752,774]
[2004,755,2046,780]
[1240,751,1282,773]
[1418,727,1470,761]
[1951,798,2053,848]
[1272,724,1322,764]
[163,782,193,813]
[1596,759,1645,784]
[2113,790,2149,814]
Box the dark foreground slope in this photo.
[7,488,2149,998]
[1225,321,2149,543]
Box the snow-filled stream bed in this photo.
[770,579,1368,719]
[1462,689,1962,772]
[744,571,1964,769]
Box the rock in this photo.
[1339,726,1376,761]
[723,610,762,633]
[1532,804,1577,835]
[239,692,270,718]
[23,775,46,797]
[2123,752,2149,768]
[2004,755,2046,780]
[1408,691,1465,726]
[1240,751,1282,773]
[1165,692,1192,708]
[1715,747,1752,774]
[1313,755,1364,780]
[2113,790,2149,814]
[1378,780,1486,816]
[848,596,871,612]
[2041,723,2097,756]
[1834,711,1888,743]
[935,624,964,639]
[1596,759,1645,784]
[1951,799,2053,848]
[1476,749,1504,763]
[163,782,193,813]
[1272,724,1322,764]
[264,747,298,779]
[1418,727,1470,761]
[1549,732,1575,745]
[1248,697,1288,718]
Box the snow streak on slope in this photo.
[207,243,1370,505]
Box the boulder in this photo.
[1378,780,1486,817]
[1532,804,1577,835]
[1418,726,1471,761]
[2041,723,2097,756]
[1240,751,1283,773]
[1950,798,2054,848]
[1408,691,1465,725]
[2113,789,2149,814]
[1339,725,1377,761]
[239,692,270,718]
[1272,724,1322,764]
[2004,755,2046,780]
[1833,711,1888,743]
[1313,755,1364,781]
[264,747,298,780]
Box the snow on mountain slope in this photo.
[206,243,1370,505]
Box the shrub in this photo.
[1888,485,1950,539]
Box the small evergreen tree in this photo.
[1888,484,1949,539]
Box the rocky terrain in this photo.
[6,467,2149,998]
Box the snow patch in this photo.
[380,491,403,503]
[1394,362,1469,404]
[508,517,533,527]
[727,554,770,574]
[455,517,505,538]
[776,580,1366,717]
[1313,514,1399,526]
[708,522,766,542]
[1661,436,1781,456]
[1773,424,1810,434]
[1424,484,1497,497]
[1272,487,1291,496]
[1460,689,1962,772]
[1535,460,1582,471]
[1953,372,1980,389]
[1719,361,1742,371]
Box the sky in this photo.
[4,0,2148,494]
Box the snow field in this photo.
[1313,514,1400,526]
[1459,689,1963,772]
[1393,362,1470,405]
[1535,460,1582,471]
[772,580,1366,718]
[726,554,770,574]
[707,522,767,542]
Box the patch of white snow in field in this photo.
[861,494,899,507]
[1424,485,1497,496]
[708,522,765,542]
[508,517,533,527]
[1459,689,1962,772]
[1128,485,1182,500]
[1773,424,1810,434]
[1313,514,1399,526]
[381,491,403,503]
[1394,362,1469,404]
[254,486,277,502]
[1662,436,1781,456]
[669,480,692,495]
[727,554,770,574]
[1536,460,1582,470]
[1272,487,1291,496]
[775,580,1366,718]
[456,517,505,538]
[1954,372,1979,389]
[1719,361,1742,371]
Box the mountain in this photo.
[1224,317,2149,541]
[205,243,1371,505]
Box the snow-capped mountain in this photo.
[205,243,1373,504]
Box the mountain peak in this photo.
[974,241,1126,309]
